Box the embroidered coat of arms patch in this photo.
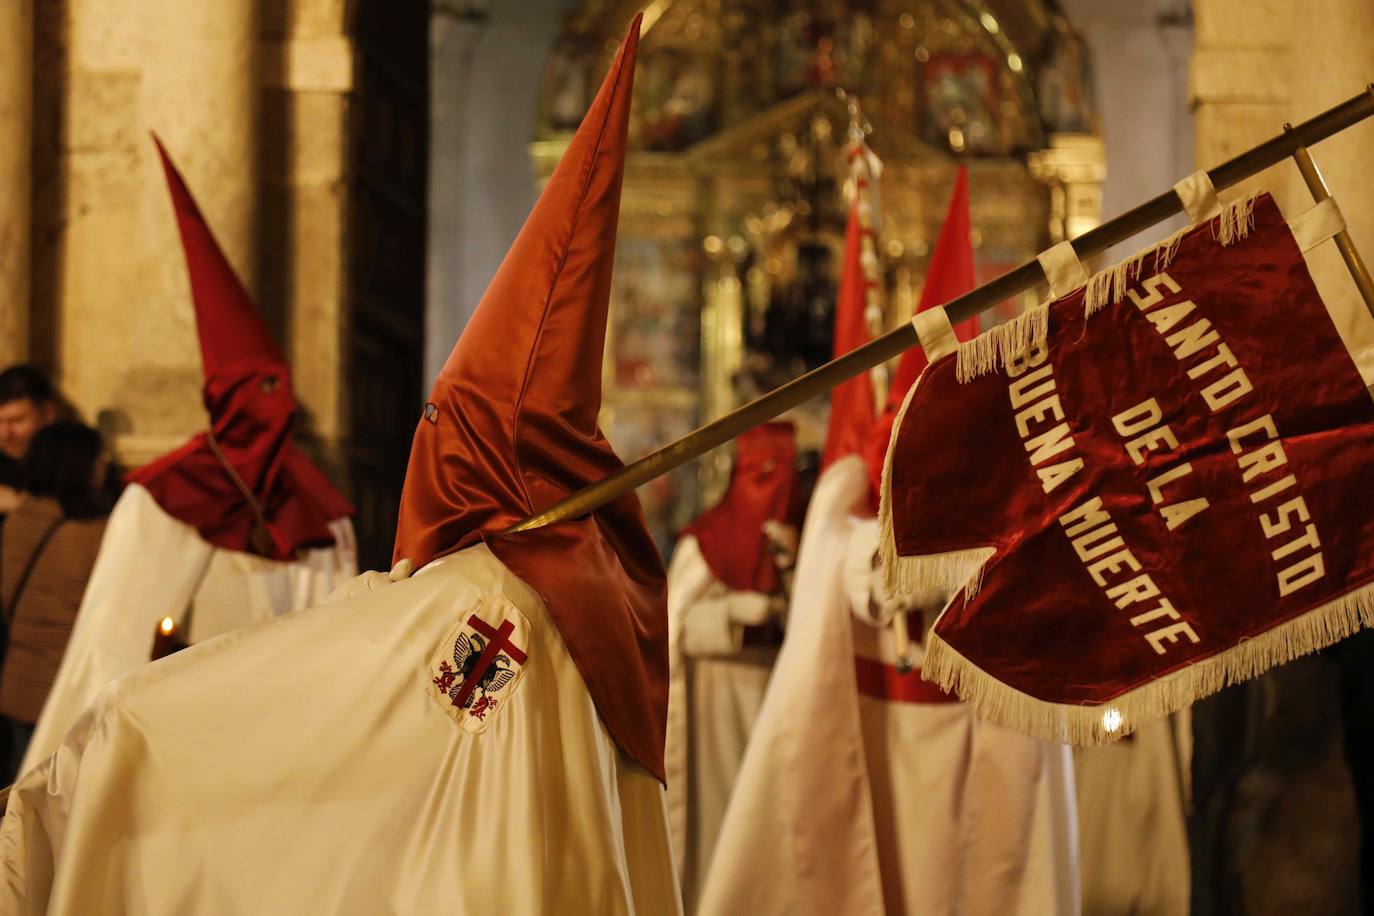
[428,600,531,734]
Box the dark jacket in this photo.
[0,496,107,723]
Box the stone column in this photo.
[1193,0,1374,358]
[53,0,258,466]
[1190,3,1374,913]
[1284,0,1374,356]
[259,0,356,475]
[0,0,32,366]
[428,1,490,383]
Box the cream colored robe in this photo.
[22,483,356,774]
[697,457,1079,916]
[847,515,1080,916]
[1074,717,1191,915]
[0,543,680,915]
[665,534,777,911]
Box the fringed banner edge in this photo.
[921,574,1374,746]
[877,375,996,601]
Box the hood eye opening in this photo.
[260,376,281,393]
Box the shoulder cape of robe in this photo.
[21,483,356,774]
[697,456,1080,916]
[0,543,680,916]
[665,534,777,909]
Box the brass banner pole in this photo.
[506,86,1374,535]
[1286,129,1374,320]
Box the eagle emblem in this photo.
[429,602,531,734]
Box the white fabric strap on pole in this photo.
[1288,196,1347,252]
[1173,170,1222,224]
[1355,343,1374,389]
[1037,241,1089,299]
[1286,196,1369,386]
[912,307,959,363]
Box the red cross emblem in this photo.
[430,605,532,733]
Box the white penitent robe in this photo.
[697,456,1079,916]
[22,483,356,775]
[696,455,886,916]
[844,518,1081,916]
[1074,716,1191,915]
[0,543,680,915]
[665,534,777,910]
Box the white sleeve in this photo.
[291,517,361,609]
[665,534,723,876]
[20,485,212,774]
[667,535,717,622]
[0,754,61,914]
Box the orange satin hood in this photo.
[392,17,669,781]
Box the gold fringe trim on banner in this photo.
[1083,192,1260,317]
[951,192,1265,384]
[1081,226,1188,318]
[1215,193,1258,246]
[921,575,1374,746]
[954,304,1049,383]
[876,378,995,602]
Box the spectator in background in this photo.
[0,366,58,517]
[0,421,110,781]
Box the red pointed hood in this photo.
[865,166,977,500]
[684,422,799,594]
[820,202,878,469]
[128,138,352,560]
[154,136,287,390]
[392,18,669,780]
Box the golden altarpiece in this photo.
[535,0,1103,549]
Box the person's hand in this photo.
[0,485,20,514]
[322,558,416,605]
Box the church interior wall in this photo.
[14,0,356,483]
[427,0,581,385]
[1059,0,1194,265]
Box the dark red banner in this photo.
[881,194,1374,743]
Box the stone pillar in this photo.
[432,0,581,384]
[428,1,490,382]
[259,0,356,475]
[1193,0,1374,367]
[1284,1,1374,357]
[54,0,258,466]
[1190,3,1374,912]
[1056,0,1194,262]
[0,0,32,366]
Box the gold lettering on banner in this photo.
[1131,271,1255,415]
[1109,397,1211,531]
[997,266,1333,662]
[1126,272,1325,598]
[1004,341,1084,494]
[1057,498,1199,655]
[1166,319,1221,360]
[1144,301,1196,334]
[1223,412,1326,595]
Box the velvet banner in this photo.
[880,192,1374,743]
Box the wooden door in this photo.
[347,1,429,570]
